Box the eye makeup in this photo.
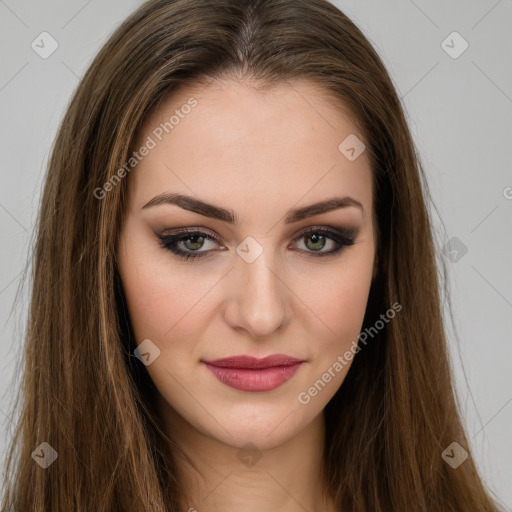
[155,225,359,261]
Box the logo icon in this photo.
[236,442,263,468]
[338,134,366,161]
[32,441,58,468]
[134,338,161,365]
[441,31,469,59]
[443,237,468,263]
[442,441,468,469]
[31,32,59,59]
[236,236,263,264]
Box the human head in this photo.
[2,1,500,511]
[116,75,376,453]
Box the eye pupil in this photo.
[305,233,326,251]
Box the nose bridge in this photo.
[226,236,290,337]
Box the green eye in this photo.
[157,226,358,260]
[302,232,328,251]
[157,231,221,260]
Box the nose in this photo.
[222,245,292,339]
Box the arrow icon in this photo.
[237,442,262,467]
[31,441,58,468]
[442,441,468,468]
[440,31,468,59]
[134,339,161,365]
[31,31,59,59]
[236,236,263,263]
[338,134,365,161]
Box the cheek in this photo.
[118,230,196,342]
[117,234,225,373]
[117,228,176,352]
[325,272,371,340]
[120,263,177,343]
[295,252,374,366]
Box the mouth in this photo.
[202,354,305,392]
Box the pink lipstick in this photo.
[202,354,304,392]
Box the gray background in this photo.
[0,0,510,508]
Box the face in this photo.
[117,77,376,451]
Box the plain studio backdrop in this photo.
[0,0,510,508]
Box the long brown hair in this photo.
[1,0,502,510]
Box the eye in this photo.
[156,229,223,260]
[156,226,358,261]
[290,226,358,257]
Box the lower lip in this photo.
[203,363,303,392]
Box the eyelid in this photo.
[158,226,223,243]
[159,224,358,243]
[156,224,359,262]
[290,224,358,241]
[155,227,225,250]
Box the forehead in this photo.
[128,77,373,224]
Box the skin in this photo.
[117,77,376,512]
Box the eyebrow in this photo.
[142,192,365,224]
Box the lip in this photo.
[202,354,305,392]
[203,354,304,369]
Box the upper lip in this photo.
[202,354,305,369]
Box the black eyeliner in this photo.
[155,225,360,260]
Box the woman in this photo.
[1,0,502,510]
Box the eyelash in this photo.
[156,226,358,261]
